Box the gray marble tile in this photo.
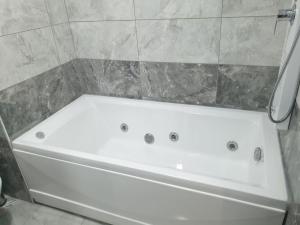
[0,27,59,91]
[279,105,300,225]
[0,0,49,36]
[220,17,286,66]
[79,59,141,98]
[134,0,222,19]
[216,64,278,110]
[0,134,30,201]
[71,21,138,61]
[35,61,83,115]
[99,60,141,98]
[60,59,90,100]
[65,0,134,21]
[137,19,220,64]
[222,0,280,17]
[44,0,68,25]
[0,68,58,138]
[52,23,76,64]
[140,61,218,105]
[75,59,107,95]
[280,106,300,204]
[0,61,82,138]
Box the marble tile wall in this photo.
[0,124,30,201]
[0,61,84,139]
[71,21,138,61]
[78,58,279,111]
[216,65,278,110]
[0,60,84,201]
[64,0,286,112]
[220,17,286,66]
[279,104,300,225]
[139,61,218,105]
[67,0,287,66]
[0,0,75,91]
[136,19,220,64]
[0,0,77,201]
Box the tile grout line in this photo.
[0,16,278,39]
[67,14,277,24]
[132,0,140,61]
[42,0,62,66]
[132,0,144,99]
[218,0,224,65]
[215,0,224,106]
[0,21,73,39]
[63,0,79,60]
[0,25,50,38]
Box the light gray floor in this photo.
[0,197,108,225]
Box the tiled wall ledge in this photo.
[78,58,278,111]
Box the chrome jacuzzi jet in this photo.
[35,131,45,139]
[227,141,238,151]
[169,132,179,142]
[254,147,263,162]
[144,133,154,144]
[120,123,128,132]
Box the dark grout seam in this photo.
[42,0,62,65]
[132,0,140,61]
[63,0,78,59]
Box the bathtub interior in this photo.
[12,95,287,205]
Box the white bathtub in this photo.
[13,95,287,225]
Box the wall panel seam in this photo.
[63,0,78,59]
[132,0,140,61]
[42,0,62,65]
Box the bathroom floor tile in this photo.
[0,197,109,225]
